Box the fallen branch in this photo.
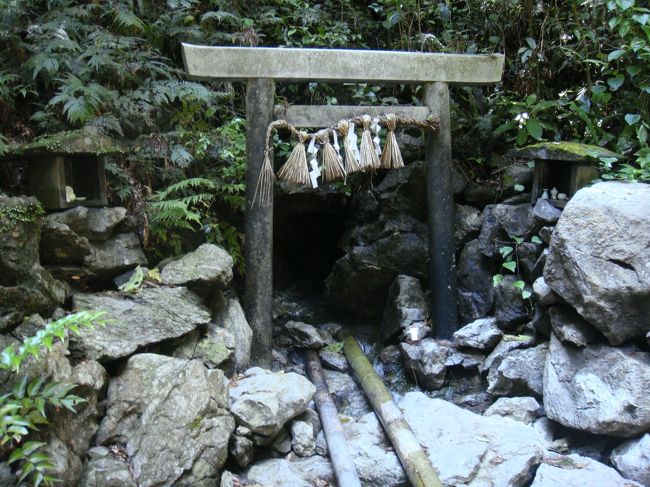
[304,350,362,487]
[342,333,443,487]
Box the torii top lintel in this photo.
[181,44,504,86]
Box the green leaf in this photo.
[607,76,625,91]
[492,274,503,287]
[619,0,634,11]
[608,49,626,61]
[625,113,641,125]
[526,119,543,140]
[512,236,524,244]
[633,13,650,25]
[513,280,526,290]
[499,246,514,257]
[516,129,528,146]
[514,184,525,192]
[502,261,517,272]
[531,236,543,244]
[522,290,532,300]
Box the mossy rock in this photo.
[510,142,623,162]
[8,128,125,156]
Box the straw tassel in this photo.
[252,149,276,207]
[318,131,346,183]
[277,131,310,185]
[360,114,380,171]
[380,114,404,169]
[337,120,361,174]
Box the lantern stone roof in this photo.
[6,128,125,157]
[510,141,623,162]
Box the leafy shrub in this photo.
[0,311,105,487]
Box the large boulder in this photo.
[212,294,252,370]
[493,275,532,329]
[453,317,502,351]
[456,239,494,325]
[544,333,650,437]
[531,454,643,487]
[71,286,211,362]
[0,195,66,318]
[380,275,429,341]
[45,206,127,241]
[229,368,315,440]
[83,232,146,278]
[161,243,233,291]
[325,224,428,317]
[400,392,547,486]
[544,182,650,345]
[96,354,234,487]
[455,204,482,246]
[78,447,136,487]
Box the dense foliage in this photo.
[1,0,648,259]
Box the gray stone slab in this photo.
[182,45,505,85]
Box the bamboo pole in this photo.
[341,334,443,487]
[304,350,362,487]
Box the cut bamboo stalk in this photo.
[304,350,362,487]
[341,333,443,487]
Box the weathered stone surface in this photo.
[484,397,542,425]
[503,164,534,191]
[229,368,315,439]
[532,198,561,226]
[96,354,234,487]
[46,206,127,241]
[516,241,543,282]
[453,317,502,351]
[478,203,532,258]
[532,277,561,307]
[455,204,482,246]
[318,350,348,372]
[480,335,535,373]
[291,455,336,486]
[457,239,494,325]
[229,434,254,468]
[213,295,252,370]
[493,276,532,329]
[84,232,146,277]
[161,243,233,290]
[380,275,429,341]
[544,181,650,345]
[531,454,643,487]
[401,339,483,390]
[285,321,325,349]
[78,446,136,487]
[548,305,600,347]
[544,333,650,437]
[40,220,92,264]
[0,195,66,317]
[173,328,234,369]
[291,420,315,457]
[324,369,371,417]
[325,213,428,317]
[43,436,82,487]
[244,459,311,487]
[343,413,407,487]
[487,342,548,397]
[400,392,547,486]
[610,433,650,485]
[72,287,211,362]
[379,345,401,364]
[373,160,427,219]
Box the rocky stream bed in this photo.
[0,162,649,486]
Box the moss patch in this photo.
[511,141,623,162]
[0,201,44,232]
[8,128,125,156]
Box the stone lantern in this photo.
[510,142,622,208]
[8,129,124,210]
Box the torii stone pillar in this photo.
[182,45,505,365]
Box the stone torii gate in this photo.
[182,45,504,364]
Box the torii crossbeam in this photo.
[182,45,505,365]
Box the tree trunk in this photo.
[304,350,362,487]
[342,334,443,487]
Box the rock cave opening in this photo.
[273,192,347,296]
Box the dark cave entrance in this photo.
[273,192,347,295]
